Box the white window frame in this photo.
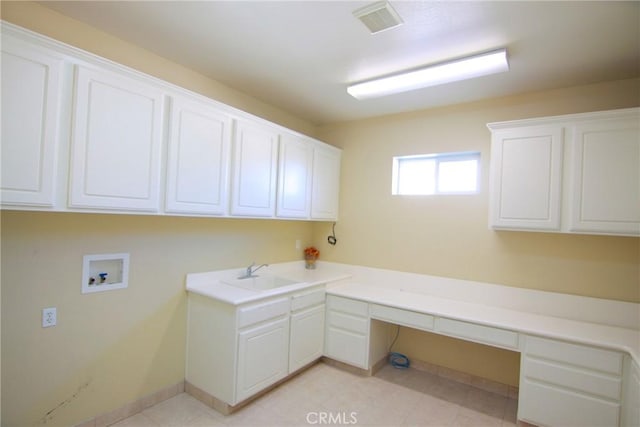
[392,151,480,195]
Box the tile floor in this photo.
[112,362,518,426]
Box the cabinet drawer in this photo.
[519,379,620,427]
[291,287,325,312]
[436,318,519,350]
[525,335,623,375]
[524,357,622,400]
[327,310,368,334]
[238,297,289,329]
[327,295,368,316]
[325,326,368,369]
[370,304,434,331]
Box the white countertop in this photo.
[185,261,351,305]
[186,261,639,363]
[328,281,640,363]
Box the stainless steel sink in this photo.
[221,275,300,291]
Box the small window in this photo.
[392,151,480,195]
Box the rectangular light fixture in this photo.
[347,48,509,99]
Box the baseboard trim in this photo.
[405,357,518,399]
[74,381,184,427]
[186,359,322,416]
[323,355,518,399]
[74,356,517,426]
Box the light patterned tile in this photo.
[454,407,503,427]
[114,362,520,427]
[403,394,460,427]
[142,393,222,427]
[464,387,508,419]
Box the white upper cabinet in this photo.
[166,95,232,215]
[311,144,341,220]
[489,125,564,231]
[1,35,63,207]
[569,116,640,235]
[2,23,340,221]
[488,108,640,236]
[277,133,313,219]
[69,65,165,211]
[230,119,279,217]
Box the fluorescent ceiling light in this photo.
[347,48,509,100]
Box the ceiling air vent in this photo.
[353,1,404,34]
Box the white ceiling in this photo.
[40,1,640,125]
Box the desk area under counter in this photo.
[325,274,640,427]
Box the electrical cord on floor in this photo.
[388,325,410,369]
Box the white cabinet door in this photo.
[69,65,164,211]
[622,356,640,427]
[311,144,341,220]
[230,119,279,217]
[1,36,63,207]
[236,317,289,403]
[166,95,231,215]
[289,304,325,373]
[489,125,564,231]
[569,116,640,235]
[277,134,313,219]
[324,296,370,369]
[519,335,623,427]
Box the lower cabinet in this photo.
[237,317,289,402]
[324,295,370,369]
[519,335,624,427]
[290,304,325,373]
[186,285,325,409]
[622,355,640,427]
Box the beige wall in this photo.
[313,79,640,386]
[315,78,640,302]
[0,2,319,426]
[2,0,639,424]
[1,212,313,426]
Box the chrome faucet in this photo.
[238,262,269,279]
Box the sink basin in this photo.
[221,275,299,291]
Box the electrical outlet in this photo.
[42,307,57,328]
[295,239,301,250]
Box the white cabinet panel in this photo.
[519,335,624,427]
[489,126,564,231]
[325,326,369,369]
[277,134,313,218]
[370,304,434,331]
[325,295,370,369]
[436,317,519,350]
[290,288,325,311]
[622,356,640,427]
[311,144,341,220]
[166,95,231,215]
[237,297,289,329]
[70,66,164,211]
[289,304,325,373]
[525,335,623,375]
[237,317,289,402]
[231,120,279,217]
[1,36,63,207]
[519,379,620,427]
[569,116,640,235]
[488,108,640,236]
[525,357,621,401]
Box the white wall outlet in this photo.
[295,239,301,250]
[42,307,57,328]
